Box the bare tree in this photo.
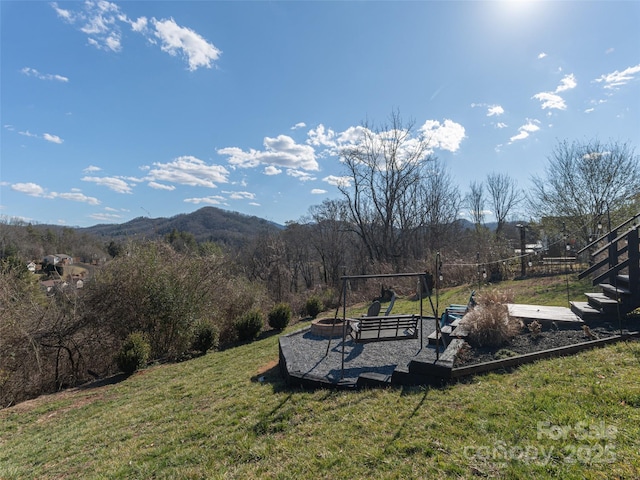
[308,199,352,288]
[486,172,521,238]
[420,159,462,252]
[530,139,640,245]
[338,110,434,267]
[465,181,485,230]
[282,222,316,292]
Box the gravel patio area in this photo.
[279,317,441,387]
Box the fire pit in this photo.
[310,317,348,338]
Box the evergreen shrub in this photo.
[268,303,292,330]
[115,332,151,374]
[235,309,264,341]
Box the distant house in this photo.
[42,254,74,267]
[26,262,37,273]
[514,242,544,255]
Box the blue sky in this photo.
[1,1,639,227]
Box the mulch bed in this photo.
[454,320,633,367]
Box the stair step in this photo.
[427,323,467,345]
[585,293,619,312]
[427,329,448,345]
[599,283,632,298]
[570,301,601,321]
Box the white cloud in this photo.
[556,73,577,92]
[509,120,540,143]
[11,182,46,197]
[51,2,72,21]
[264,166,282,175]
[287,169,315,181]
[487,105,504,117]
[219,135,319,171]
[184,195,226,205]
[52,2,221,70]
[538,52,547,59]
[83,165,102,173]
[532,91,566,110]
[18,130,38,138]
[54,192,100,205]
[420,119,466,152]
[130,17,148,33]
[496,122,508,129]
[146,156,229,188]
[323,175,352,188]
[291,122,306,130]
[11,182,100,205]
[533,74,577,110]
[595,64,640,89]
[307,124,337,148]
[89,212,123,222]
[152,18,221,71]
[72,0,124,52]
[335,125,368,147]
[309,121,465,160]
[104,34,121,51]
[148,181,176,191]
[21,67,69,82]
[15,130,64,144]
[311,188,327,195]
[43,133,63,144]
[471,103,504,117]
[82,176,133,194]
[223,190,256,200]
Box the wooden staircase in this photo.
[571,213,640,322]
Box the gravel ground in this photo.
[281,317,440,385]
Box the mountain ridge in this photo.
[77,206,283,247]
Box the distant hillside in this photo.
[79,207,283,248]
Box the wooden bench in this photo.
[348,314,419,343]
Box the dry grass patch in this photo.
[461,289,523,348]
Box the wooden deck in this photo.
[507,303,583,325]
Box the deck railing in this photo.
[578,212,640,296]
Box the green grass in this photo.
[1,276,639,479]
[345,275,594,318]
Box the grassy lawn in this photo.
[1,276,639,479]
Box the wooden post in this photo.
[517,224,526,277]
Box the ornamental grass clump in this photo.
[462,289,522,348]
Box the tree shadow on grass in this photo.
[79,372,130,390]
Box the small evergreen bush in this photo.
[304,296,323,319]
[115,332,151,374]
[235,309,264,341]
[268,303,292,330]
[191,321,219,354]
